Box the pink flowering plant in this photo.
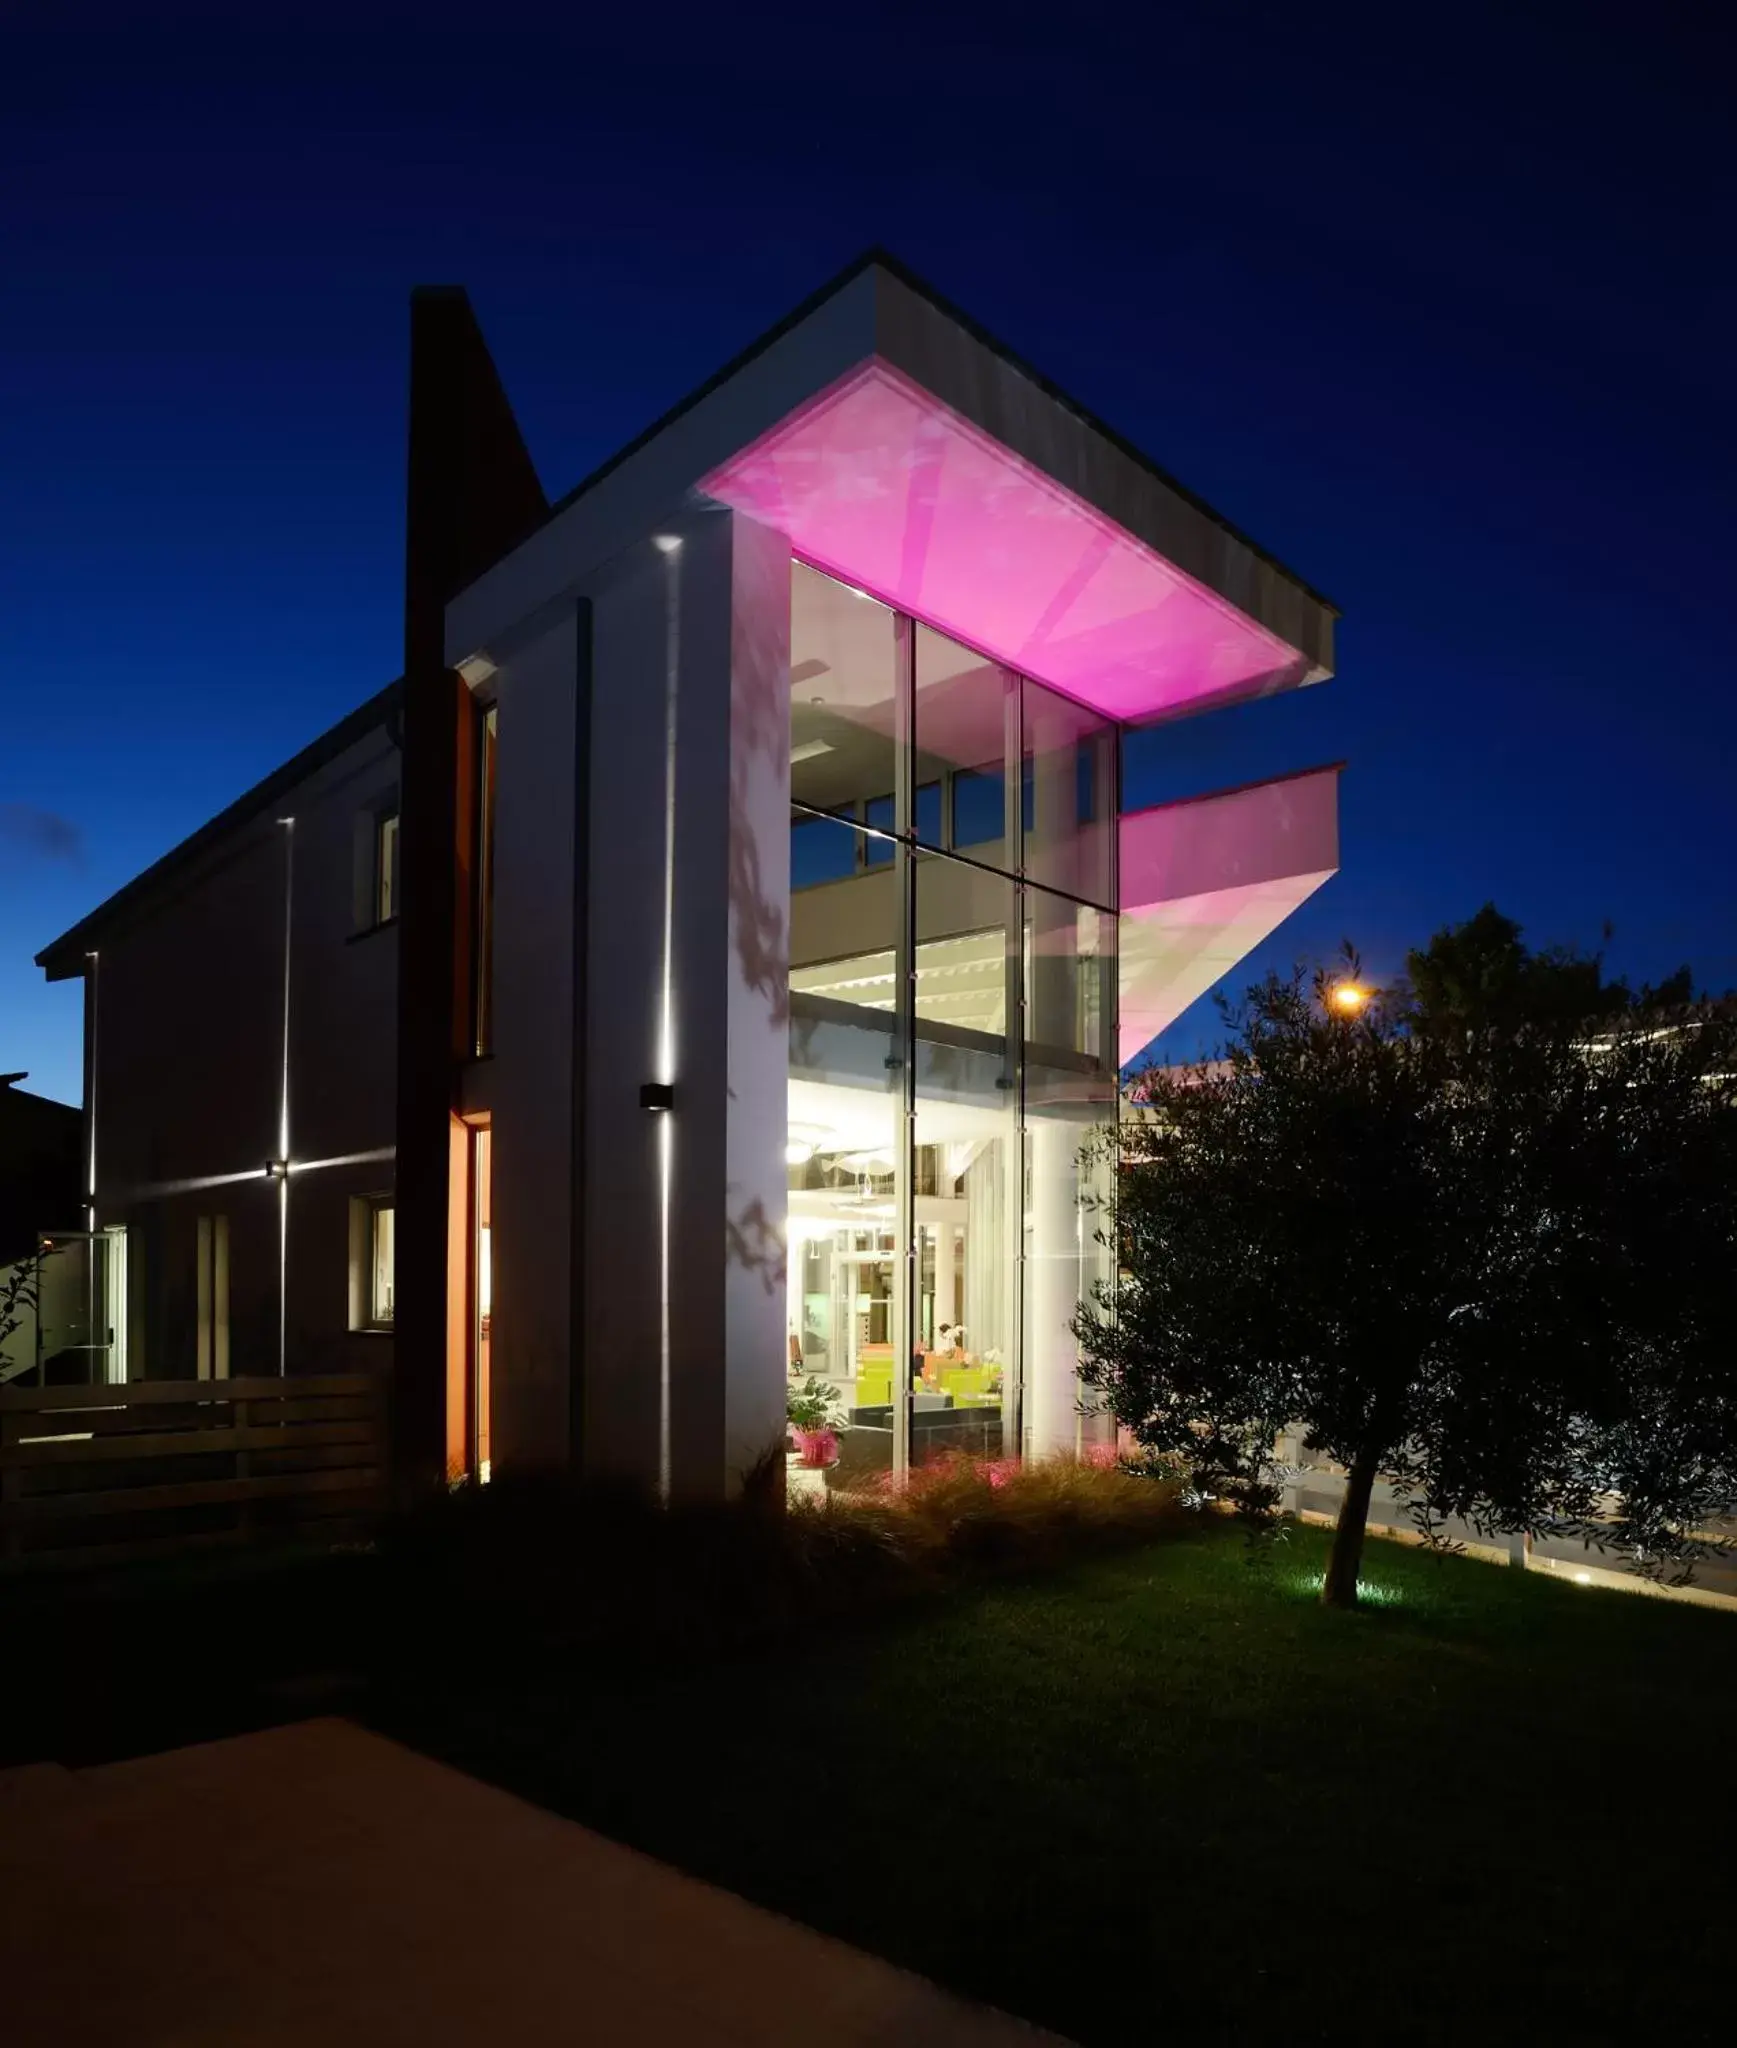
[787,1376,848,1467]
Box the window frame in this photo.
[374,809,400,929]
[365,1196,396,1331]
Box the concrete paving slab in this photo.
[0,1717,1063,2047]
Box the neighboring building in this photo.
[0,1072,81,1266]
[0,1073,85,1383]
[36,253,1341,1500]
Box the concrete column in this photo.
[934,1221,956,1339]
[577,504,790,1501]
[717,513,793,1488]
[488,605,581,1472]
[1024,1113,1082,1459]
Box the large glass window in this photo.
[790,563,899,815]
[916,622,1013,868]
[786,564,1119,1488]
[788,805,902,1483]
[912,854,1016,1468]
[1025,889,1113,1067]
[1023,1065,1119,1460]
[916,855,1009,1040]
[1023,677,1115,909]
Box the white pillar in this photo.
[574,506,790,1499]
[718,510,793,1485]
[1025,1114,1082,1459]
[934,1219,956,1339]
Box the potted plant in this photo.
[787,1375,846,1470]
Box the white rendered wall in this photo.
[1024,1113,1083,1460]
[488,605,581,1469]
[565,504,791,1498]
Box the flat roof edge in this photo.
[541,249,891,527]
[864,254,1337,619]
[1119,760,1345,825]
[488,251,1334,656]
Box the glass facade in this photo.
[786,561,1118,1483]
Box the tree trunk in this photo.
[1320,1444,1380,1608]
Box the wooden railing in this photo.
[0,1374,389,1571]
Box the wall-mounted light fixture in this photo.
[264,1158,290,1181]
[639,1082,675,1113]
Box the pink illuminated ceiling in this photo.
[704,363,1314,726]
[1118,766,1340,1067]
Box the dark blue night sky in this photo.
[6,9,1734,1104]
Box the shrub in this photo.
[377,1452,1188,1674]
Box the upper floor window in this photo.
[375,811,400,925]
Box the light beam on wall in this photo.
[85,949,100,1373]
[287,1148,397,1174]
[654,533,682,1501]
[277,818,294,1377]
[119,1167,275,1202]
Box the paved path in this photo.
[1290,1464,1737,1607]
[0,1717,1063,2046]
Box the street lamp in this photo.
[1329,982,1369,1015]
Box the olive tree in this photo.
[1078,928,1737,1609]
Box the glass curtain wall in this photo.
[787,562,1118,1484]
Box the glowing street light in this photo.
[1329,982,1370,1015]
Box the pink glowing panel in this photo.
[1118,766,1340,1067]
[705,363,1311,724]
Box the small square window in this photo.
[376,813,400,926]
[369,1200,395,1326]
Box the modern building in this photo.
[35,253,1341,1501]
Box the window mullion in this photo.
[892,612,916,1483]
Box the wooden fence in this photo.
[0,1374,389,1571]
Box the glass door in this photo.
[33,1232,122,1386]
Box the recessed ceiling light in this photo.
[790,739,834,765]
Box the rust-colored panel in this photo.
[394,289,547,1501]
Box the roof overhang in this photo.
[704,362,1318,724]
[1118,764,1341,1068]
[446,254,1335,723]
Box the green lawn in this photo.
[376,1522,1737,2045]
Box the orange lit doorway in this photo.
[471,1124,492,1480]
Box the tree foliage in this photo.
[1079,912,1737,1608]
